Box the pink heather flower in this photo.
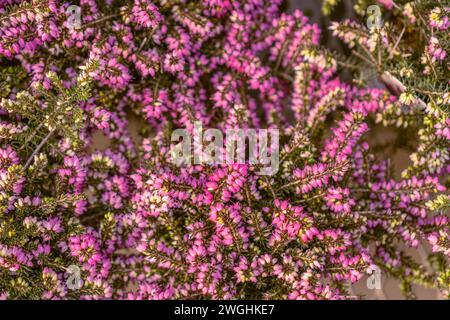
[68,234,102,266]
[429,7,450,30]
[57,156,87,194]
[97,58,132,89]
[428,231,450,256]
[377,0,393,10]
[130,0,162,30]
[42,217,63,234]
[92,108,111,130]
[0,146,19,173]
[428,37,447,62]
[101,175,129,209]
[321,112,368,162]
[291,161,349,194]
[163,51,185,74]
[324,187,355,214]
[435,118,450,140]
[131,49,160,78]
[273,254,299,283]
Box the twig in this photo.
[20,122,44,150]
[278,161,349,191]
[389,26,405,59]
[293,192,326,204]
[352,50,376,67]
[244,185,252,207]
[379,72,427,110]
[263,176,277,200]
[82,14,120,29]
[23,129,54,170]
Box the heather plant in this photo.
[0,0,448,300]
[324,0,450,297]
